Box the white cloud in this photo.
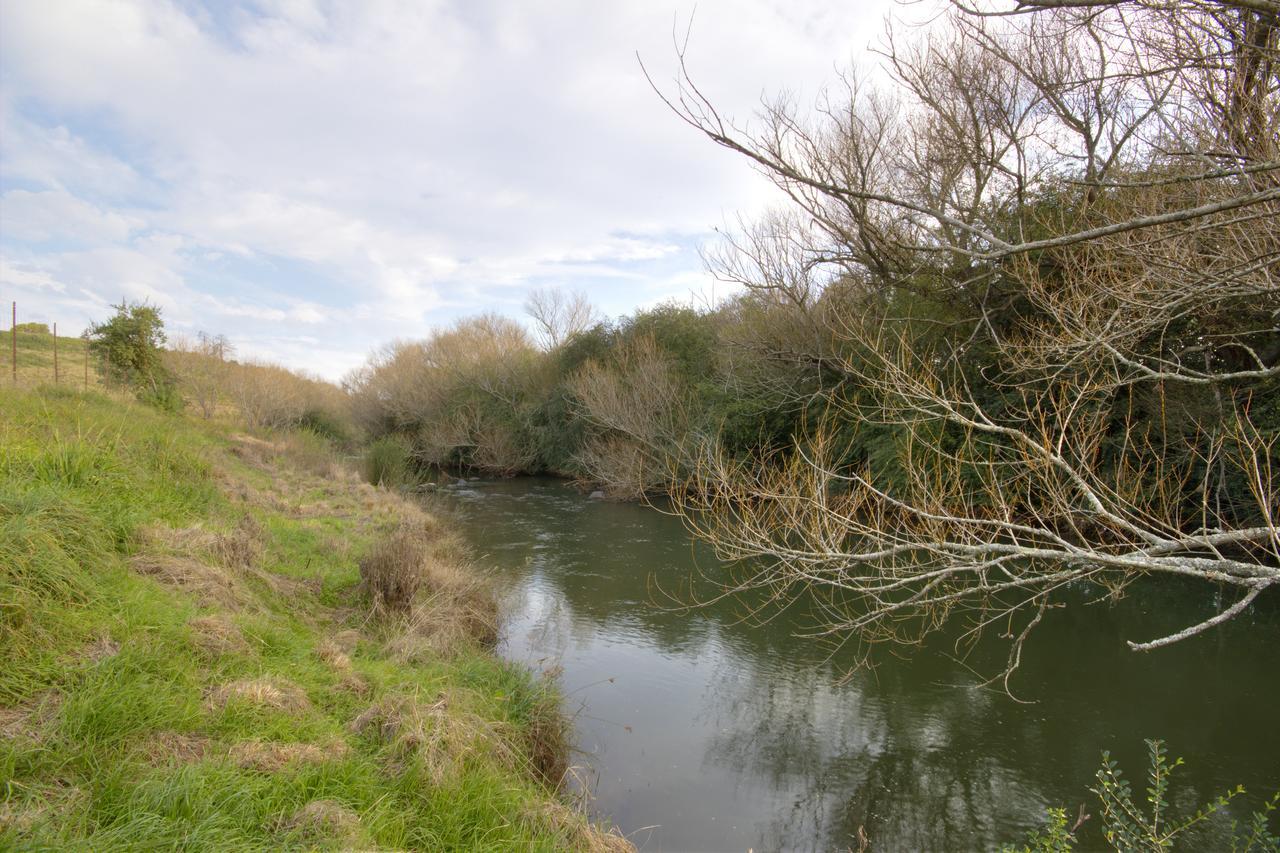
[0,0,894,378]
[0,189,142,243]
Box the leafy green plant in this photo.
[85,300,180,409]
[297,407,350,444]
[1004,740,1279,852]
[365,435,413,488]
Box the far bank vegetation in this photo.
[348,0,1279,672]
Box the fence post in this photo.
[53,322,59,384]
[10,302,15,385]
[84,336,89,390]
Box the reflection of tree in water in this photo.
[696,653,1050,852]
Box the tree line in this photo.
[351,0,1279,669]
[83,300,351,440]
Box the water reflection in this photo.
[443,478,1279,852]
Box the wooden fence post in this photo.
[10,302,15,385]
[53,322,59,384]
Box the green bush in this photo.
[297,407,351,445]
[137,379,185,413]
[365,435,413,488]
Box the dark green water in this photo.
[442,477,1279,852]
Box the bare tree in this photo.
[166,332,233,419]
[568,334,690,498]
[651,0,1279,676]
[524,287,601,350]
[346,315,546,474]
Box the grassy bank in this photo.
[0,385,628,851]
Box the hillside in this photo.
[1,325,108,393]
[0,385,628,851]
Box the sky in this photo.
[0,0,894,380]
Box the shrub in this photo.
[365,435,412,488]
[297,407,350,444]
[85,301,169,392]
[136,379,184,413]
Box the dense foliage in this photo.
[84,301,181,409]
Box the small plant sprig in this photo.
[1003,739,1278,853]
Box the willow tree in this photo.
[654,0,1279,676]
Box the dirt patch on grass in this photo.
[0,780,86,836]
[228,739,350,772]
[329,629,361,655]
[80,634,121,664]
[207,678,310,714]
[0,691,62,744]
[130,555,246,608]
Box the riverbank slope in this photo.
[0,385,628,851]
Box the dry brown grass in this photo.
[131,515,266,608]
[188,614,251,657]
[129,555,246,608]
[315,638,352,671]
[275,799,361,845]
[358,524,428,613]
[207,678,310,715]
[229,431,355,482]
[381,552,499,660]
[227,433,282,466]
[332,671,371,697]
[134,731,211,766]
[228,739,350,773]
[142,515,264,571]
[521,800,636,853]
[349,692,516,782]
[523,692,571,791]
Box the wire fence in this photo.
[4,301,111,392]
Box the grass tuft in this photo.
[207,678,311,715]
[359,522,428,613]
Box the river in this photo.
[441,476,1279,852]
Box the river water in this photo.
[441,477,1279,852]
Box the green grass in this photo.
[0,387,619,851]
